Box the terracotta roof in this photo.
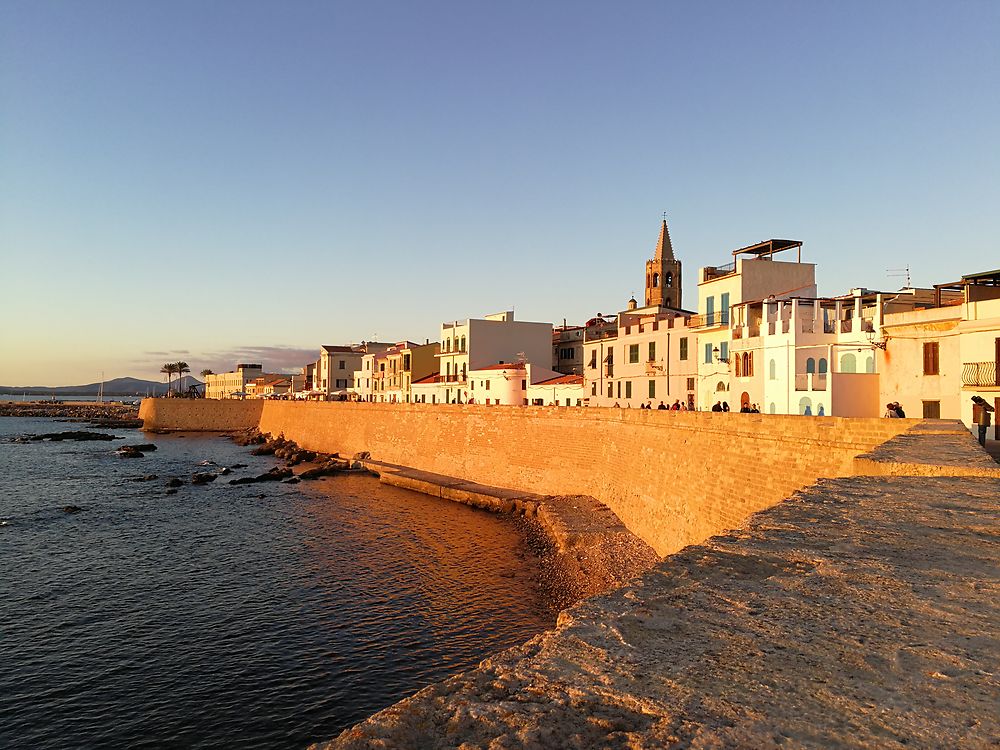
[474,362,525,371]
[534,374,584,386]
[321,345,355,353]
[412,374,441,385]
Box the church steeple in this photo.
[645,216,682,308]
[654,218,675,261]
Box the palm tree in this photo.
[200,369,214,378]
[160,363,177,395]
[175,361,191,393]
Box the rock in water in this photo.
[121,443,157,452]
[62,505,82,513]
[228,467,293,485]
[117,446,145,458]
[165,478,184,488]
[191,472,217,485]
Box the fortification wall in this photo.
[140,400,910,556]
[139,398,262,432]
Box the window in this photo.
[648,380,656,398]
[335,379,347,388]
[460,336,466,351]
[923,342,939,375]
[652,272,659,288]
[806,357,816,374]
[679,337,688,360]
[591,382,597,395]
[629,344,639,363]
[720,293,730,325]
[818,358,827,375]
[607,383,613,397]
[705,296,715,325]
[403,354,411,370]
[720,342,728,361]
[769,359,776,380]
[686,377,695,391]
[338,360,345,370]
[560,347,575,359]
[521,379,526,390]
[617,382,621,398]
[922,400,941,419]
[705,343,713,364]
[648,342,656,361]
[625,381,632,398]
[470,381,474,390]
[485,380,491,390]
[589,350,597,368]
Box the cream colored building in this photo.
[315,342,393,400]
[204,364,263,400]
[245,375,291,399]
[583,305,698,408]
[552,325,585,375]
[879,270,1000,430]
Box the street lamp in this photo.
[712,346,730,365]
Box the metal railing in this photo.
[962,361,998,387]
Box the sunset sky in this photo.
[2,1,997,386]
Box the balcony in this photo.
[962,361,999,387]
[443,374,466,383]
[703,262,736,281]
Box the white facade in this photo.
[694,242,817,410]
[431,311,553,405]
[204,364,263,400]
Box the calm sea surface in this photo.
[0,417,554,748]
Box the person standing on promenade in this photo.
[973,396,994,447]
[884,403,900,418]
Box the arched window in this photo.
[841,353,856,373]
[799,397,812,415]
[818,358,828,374]
[769,359,776,380]
[446,362,452,376]
[744,352,752,377]
[652,272,659,288]
[865,356,875,373]
[716,380,726,392]
[460,335,466,351]
[740,391,750,408]
[769,402,776,414]
[665,272,673,286]
[806,358,816,374]
[735,355,742,377]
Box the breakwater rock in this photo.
[0,401,140,422]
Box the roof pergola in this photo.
[732,239,803,262]
[932,269,1000,307]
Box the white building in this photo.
[429,311,553,405]
[693,239,817,410]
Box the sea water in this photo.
[0,417,553,748]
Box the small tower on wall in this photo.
[644,217,682,308]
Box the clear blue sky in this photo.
[2,0,997,385]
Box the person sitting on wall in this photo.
[973,396,994,447]
[722,401,730,412]
[750,404,760,413]
[613,401,620,408]
[671,400,681,410]
[657,401,667,410]
[884,403,899,418]
[893,401,906,418]
[712,401,723,412]
[740,403,751,413]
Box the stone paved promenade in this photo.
[318,424,1000,749]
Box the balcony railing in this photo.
[962,361,998,387]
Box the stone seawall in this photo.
[139,400,910,557]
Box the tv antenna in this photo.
[886,266,911,288]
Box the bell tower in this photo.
[644,216,682,308]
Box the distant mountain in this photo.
[0,376,203,396]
